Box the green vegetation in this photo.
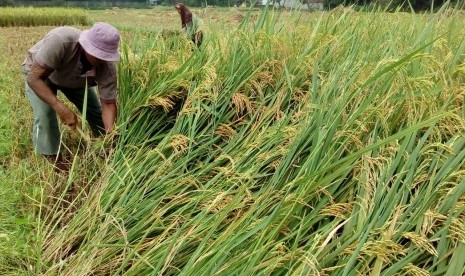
[0,25,40,275]
[0,0,460,10]
[1,6,465,275]
[0,7,87,27]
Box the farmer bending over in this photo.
[175,3,203,47]
[21,22,120,169]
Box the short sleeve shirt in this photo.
[22,26,117,103]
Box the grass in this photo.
[0,7,88,27]
[0,25,43,275]
[1,5,465,275]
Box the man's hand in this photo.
[101,101,117,134]
[53,101,78,130]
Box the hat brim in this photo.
[79,30,120,62]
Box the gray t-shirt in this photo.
[22,26,117,103]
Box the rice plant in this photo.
[15,5,465,275]
[0,7,88,27]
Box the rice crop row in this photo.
[0,7,87,27]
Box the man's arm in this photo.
[101,101,117,133]
[27,61,78,129]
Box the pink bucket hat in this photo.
[79,22,120,62]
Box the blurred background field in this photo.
[1,5,465,275]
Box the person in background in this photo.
[21,22,120,170]
[175,3,203,47]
